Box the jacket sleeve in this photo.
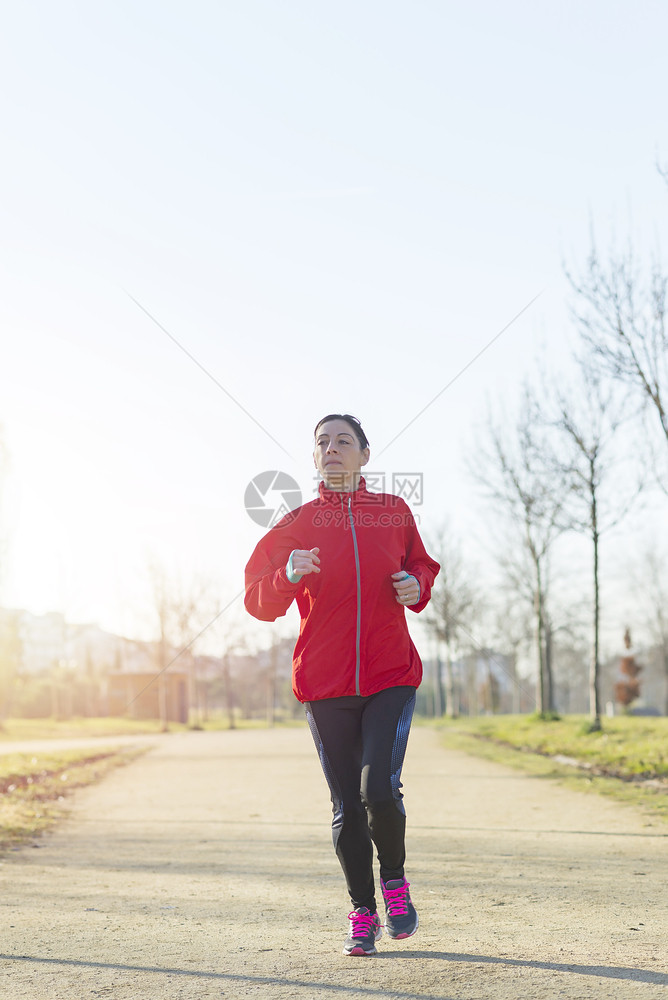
[401,502,440,613]
[244,524,302,622]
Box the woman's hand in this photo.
[291,547,321,577]
[391,571,420,606]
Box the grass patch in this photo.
[0,746,147,852]
[427,715,668,826]
[0,717,188,741]
[438,714,668,778]
[0,714,304,742]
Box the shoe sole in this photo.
[384,912,419,940]
[343,928,382,956]
[343,945,377,956]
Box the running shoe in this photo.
[380,877,419,939]
[342,907,382,956]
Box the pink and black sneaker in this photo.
[380,877,419,939]
[342,906,382,956]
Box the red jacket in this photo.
[244,478,440,702]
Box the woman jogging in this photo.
[244,414,440,956]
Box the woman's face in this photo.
[313,419,370,489]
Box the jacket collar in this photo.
[318,476,368,505]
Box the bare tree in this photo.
[148,562,172,731]
[207,605,250,729]
[166,574,216,729]
[423,522,478,718]
[471,385,566,715]
[147,561,216,730]
[545,364,640,730]
[566,238,668,490]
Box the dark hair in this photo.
[314,413,369,450]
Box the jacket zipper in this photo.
[347,496,362,696]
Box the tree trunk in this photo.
[190,650,200,728]
[485,652,498,713]
[467,654,478,716]
[266,644,277,727]
[433,653,443,717]
[511,651,521,713]
[444,643,457,719]
[158,623,169,732]
[589,512,602,731]
[222,655,235,729]
[544,619,555,713]
[534,561,547,715]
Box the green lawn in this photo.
[429,714,668,824]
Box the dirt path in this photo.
[1,725,666,1000]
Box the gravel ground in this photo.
[0,724,667,1000]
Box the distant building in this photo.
[601,640,667,716]
[14,610,67,674]
[419,648,531,716]
[65,622,120,677]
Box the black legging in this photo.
[304,685,416,913]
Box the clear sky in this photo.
[1,1,666,653]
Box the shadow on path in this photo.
[2,950,666,995]
[377,950,668,984]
